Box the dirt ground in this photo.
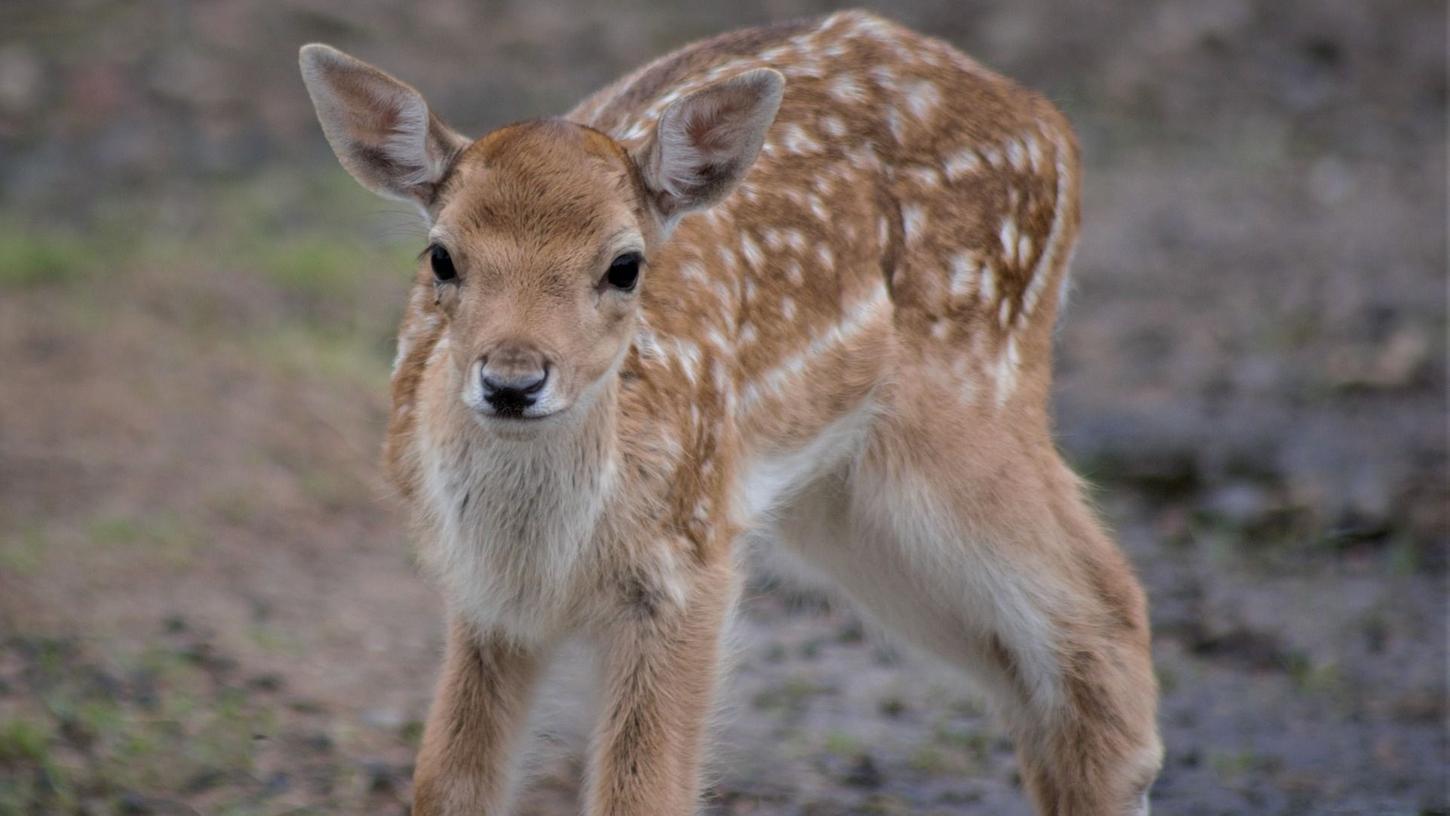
[1,1,1445,814]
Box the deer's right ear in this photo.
[299,44,468,209]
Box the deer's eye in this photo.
[603,252,641,292]
[429,244,457,282]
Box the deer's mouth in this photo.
[484,393,536,419]
[470,402,568,426]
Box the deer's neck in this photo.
[460,374,619,531]
[420,368,620,637]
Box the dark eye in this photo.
[429,244,457,282]
[603,253,641,292]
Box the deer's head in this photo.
[299,45,782,426]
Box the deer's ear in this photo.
[635,68,784,222]
[299,44,468,208]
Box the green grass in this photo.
[2,173,417,404]
[255,236,379,301]
[822,730,862,756]
[1208,748,1281,781]
[250,324,394,390]
[87,511,199,568]
[0,526,48,575]
[907,745,949,774]
[0,639,291,813]
[0,718,51,764]
[0,223,101,288]
[248,624,305,656]
[751,675,837,713]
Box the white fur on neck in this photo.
[418,363,617,643]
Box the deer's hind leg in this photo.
[773,390,1161,815]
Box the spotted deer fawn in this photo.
[300,10,1160,815]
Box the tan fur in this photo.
[301,11,1161,815]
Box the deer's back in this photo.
[573,11,1081,449]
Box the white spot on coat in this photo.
[1007,138,1028,171]
[739,233,765,270]
[949,252,977,299]
[781,123,822,155]
[828,75,867,104]
[905,81,941,122]
[999,217,1019,263]
[815,243,835,270]
[944,148,981,180]
[740,286,890,410]
[902,203,927,245]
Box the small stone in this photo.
[302,731,334,754]
[878,696,907,718]
[1201,482,1274,527]
[265,771,291,794]
[1326,327,1430,391]
[363,760,401,794]
[362,708,405,730]
[844,753,884,788]
[1307,155,1354,207]
[0,46,41,115]
[246,672,285,692]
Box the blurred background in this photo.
[0,1,1444,814]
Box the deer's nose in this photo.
[479,346,549,414]
[481,369,547,398]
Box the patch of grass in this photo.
[1155,664,1180,695]
[4,640,288,808]
[0,223,101,288]
[0,526,48,575]
[1208,748,1278,781]
[858,793,911,815]
[207,170,420,318]
[908,745,950,774]
[87,514,143,546]
[298,467,366,514]
[87,512,199,567]
[248,624,304,656]
[822,731,861,757]
[189,687,275,773]
[208,486,262,528]
[0,718,51,764]
[399,718,425,748]
[751,675,836,713]
[1286,655,1352,709]
[932,723,991,767]
[251,324,393,390]
[946,697,984,718]
[255,237,376,301]
[1386,535,1422,575]
[73,698,127,742]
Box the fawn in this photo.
[300,10,1160,815]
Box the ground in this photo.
[0,1,1445,814]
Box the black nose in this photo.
[480,366,547,415]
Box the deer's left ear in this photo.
[634,68,784,224]
[299,43,469,209]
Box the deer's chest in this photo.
[416,429,608,641]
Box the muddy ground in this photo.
[0,1,1445,814]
